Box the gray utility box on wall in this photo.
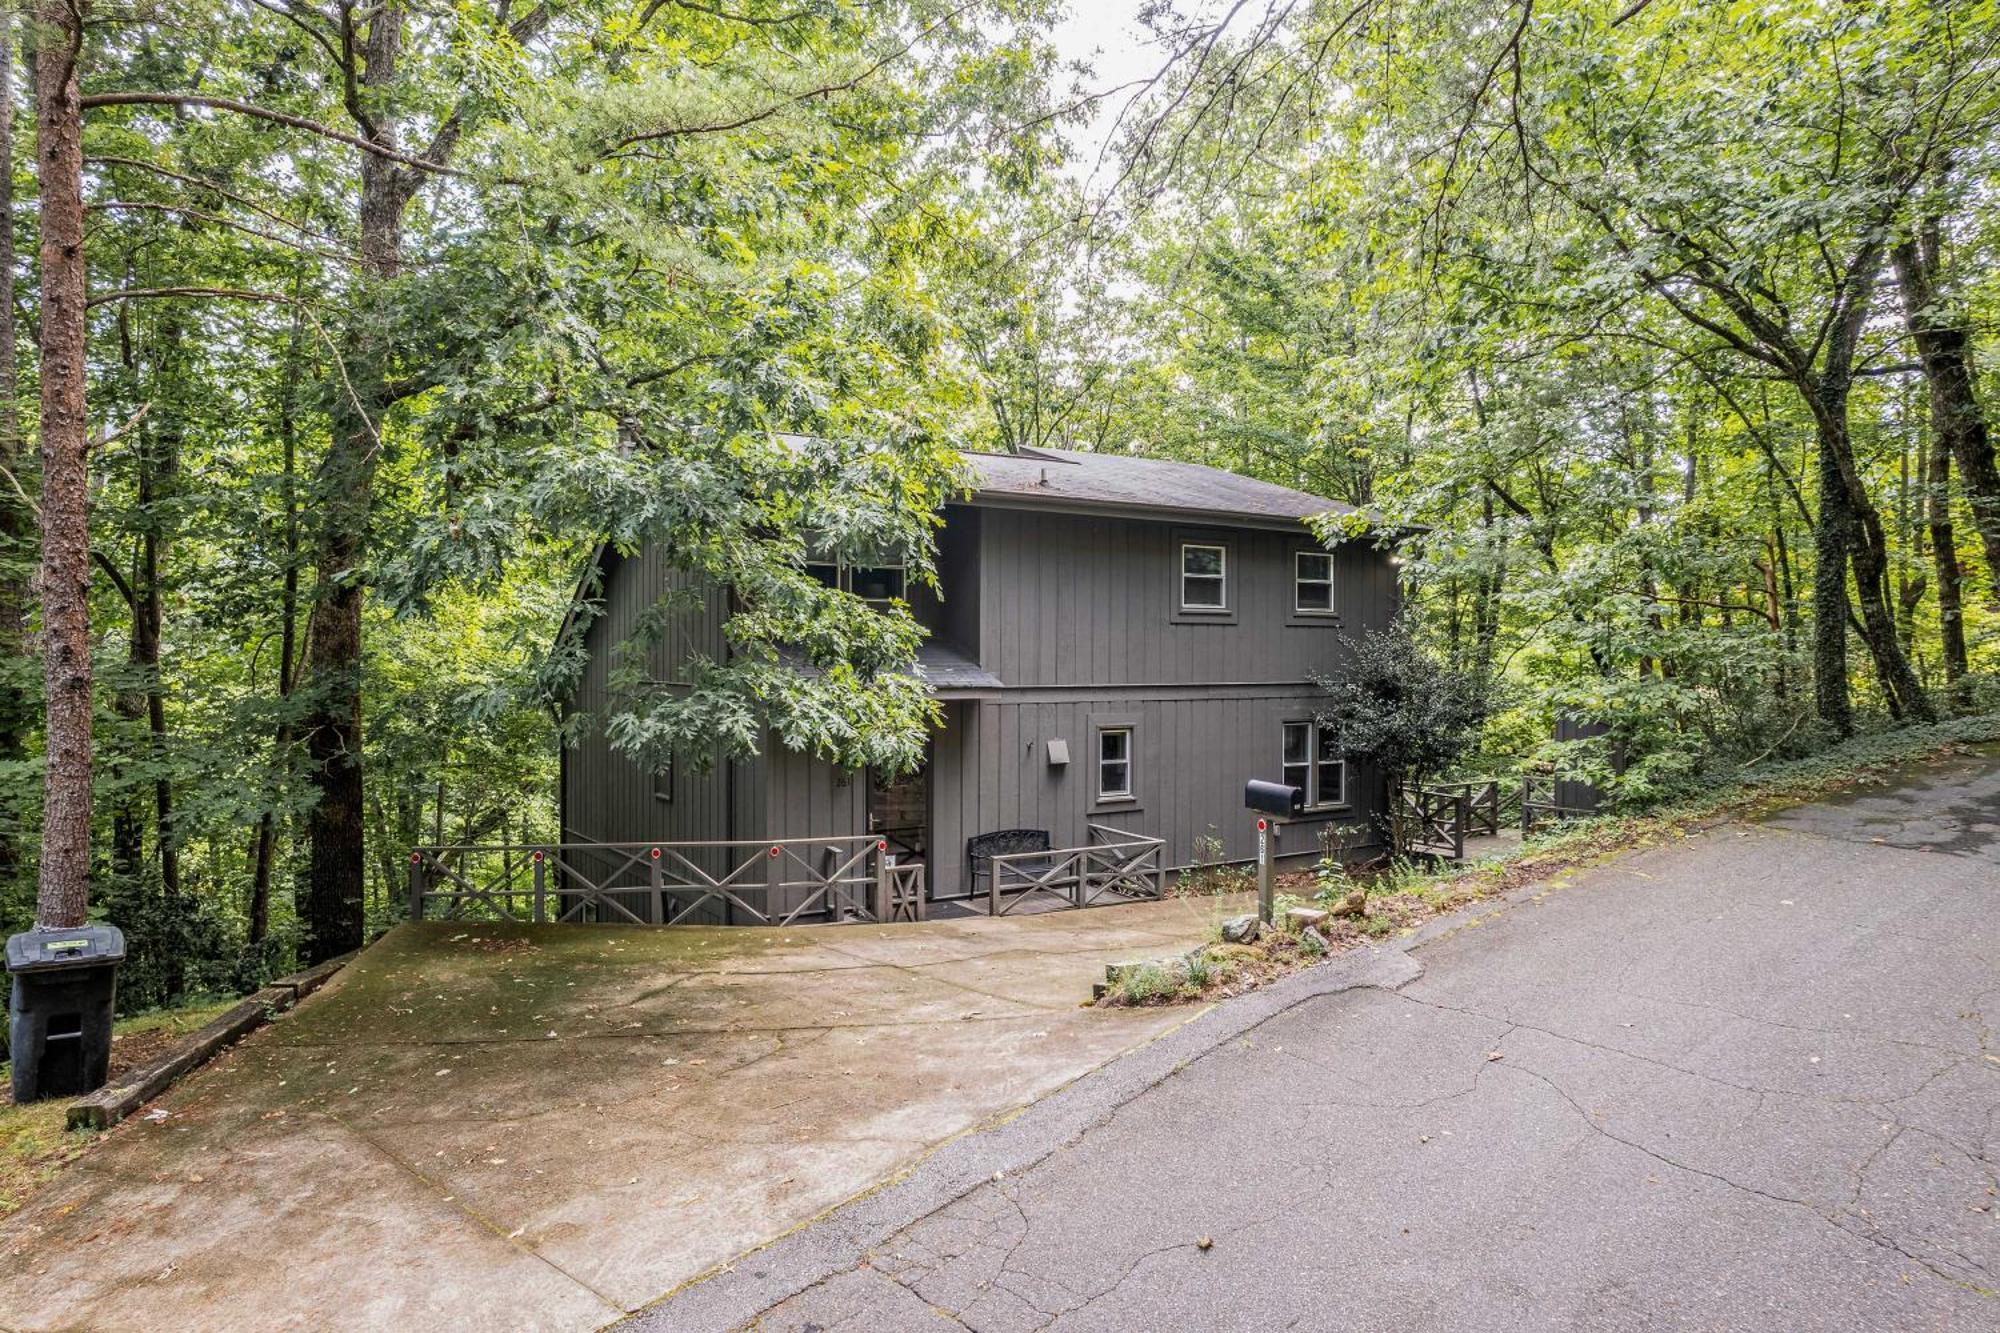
[7,925,126,1103]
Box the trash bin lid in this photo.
[6,925,127,973]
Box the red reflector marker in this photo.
[650,847,661,859]
[769,845,782,858]
[1257,818,1268,832]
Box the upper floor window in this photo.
[1295,551,1334,614]
[1181,543,1227,610]
[848,562,905,607]
[803,546,905,608]
[651,760,674,805]
[1281,720,1345,808]
[1097,727,1133,801]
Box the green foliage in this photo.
[1312,620,1488,788]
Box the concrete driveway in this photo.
[0,895,1243,1331]
[653,748,2000,1332]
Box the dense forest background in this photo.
[1,0,1996,1011]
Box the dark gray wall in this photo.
[967,506,1395,688]
[926,689,1385,899]
[563,500,1403,917]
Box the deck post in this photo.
[406,855,425,922]
[873,849,891,922]
[533,852,547,924]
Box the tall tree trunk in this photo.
[0,4,28,900]
[1893,234,2000,598]
[1809,427,1855,733]
[300,7,409,961]
[249,303,307,948]
[1806,253,1933,728]
[31,0,90,928]
[1928,424,1969,685]
[1811,386,1934,723]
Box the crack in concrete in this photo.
[1497,1058,1995,1296]
[319,1108,630,1318]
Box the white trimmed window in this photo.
[1097,727,1133,801]
[1295,551,1334,614]
[1181,543,1227,609]
[651,761,674,804]
[803,547,905,607]
[1281,721,1345,807]
[848,562,905,607]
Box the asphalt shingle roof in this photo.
[965,446,1359,526]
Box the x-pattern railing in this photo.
[988,826,1166,917]
[1394,784,1469,860]
[407,835,920,927]
[1521,774,1596,834]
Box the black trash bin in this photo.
[7,925,126,1103]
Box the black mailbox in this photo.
[7,925,125,1103]
[1245,779,1304,817]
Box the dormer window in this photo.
[1181,543,1227,610]
[1295,551,1334,614]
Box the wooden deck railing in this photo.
[406,835,923,927]
[1395,773,1598,859]
[1520,774,1598,834]
[987,825,1167,917]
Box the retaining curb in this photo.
[65,951,357,1132]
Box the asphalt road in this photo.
[633,748,2000,1332]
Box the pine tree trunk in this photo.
[0,5,28,900]
[31,0,90,929]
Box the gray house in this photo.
[559,446,1399,923]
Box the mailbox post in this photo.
[1244,779,1305,927]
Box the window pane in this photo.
[1316,726,1340,762]
[1183,545,1224,576]
[805,562,840,590]
[1318,761,1343,805]
[1099,761,1130,796]
[1281,762,1310,794]
[1297,552,1331,581]
[1295,581,1333,611]
[1183,575,1225,608]
[1283,722,1310,765]
[1099,729,1128,762]
[851,565,904,603]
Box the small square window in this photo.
[651,762,673,804]
[1181,543,1227,609]
[1295,551,1334,614]
[1097,727,1133,800]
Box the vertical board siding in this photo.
[566,501,1403,917]
[968,508,1392,689]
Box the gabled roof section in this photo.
[964,446,1364,530]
